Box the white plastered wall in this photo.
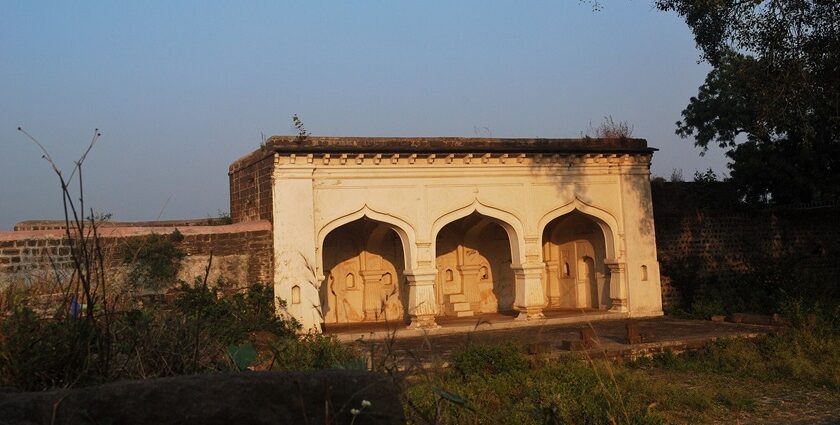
[272,153,663,331]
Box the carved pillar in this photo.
[405,269,440,328]
[456,264,482,311]
[605,260,628,312]
[360,270,384,321]
[512,263,546,320]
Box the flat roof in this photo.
[230,136,655,172]
[265,136,650,153]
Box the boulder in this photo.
[0,370,404,425]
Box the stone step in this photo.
[450,302,471,312]
[448,293,467,303]
[451,309,474,317]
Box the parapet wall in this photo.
[0,221,273,289]
[229,150,275,223]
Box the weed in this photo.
[118,231,185,290]
[269,333,364,371]
[449,343,527,378]
[630,311,840,389]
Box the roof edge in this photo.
[230,136,656,173]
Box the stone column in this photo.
[512,263,546,320]
[605,260,628,312]
[360,270,384,321]
[405,269,439,329]
[456,264,482,311]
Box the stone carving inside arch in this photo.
[320,219,407,324]
[434,211,516,317]
[542,211,611,310]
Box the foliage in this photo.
[584,115,634,139]
[118,231,185,290]
[657,0,840,205]
[693,168,718,183]
[403,343,745,425]
[668,168,683,182]
[292,113,310,141]
[632,307,840,389]
[0,307,103,390]
[269,333,365,371]
[0,281,301,390]
[207,210,232,225]
[449,343,528,378]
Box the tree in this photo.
[657,0,840,204]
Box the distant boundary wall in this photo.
[4,182,838,311]
[651,182,840,310]
[0,220,273,289]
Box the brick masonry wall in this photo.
[651,182,840,310]
[229,151,275,223]
[0,221,273,288]
[7,181,838,312]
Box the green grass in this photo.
[629,325,840,389]
[401,343,756,425]
[402,312,840,425]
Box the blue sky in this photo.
[0,1,727,230]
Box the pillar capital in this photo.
[604,259,626,273]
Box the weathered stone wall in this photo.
[0,221,273,289]
[651,182,840,310]
[229,150,275,223]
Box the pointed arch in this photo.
[537,198,620,258]
[316,205,417,276]
[430,200,527,267]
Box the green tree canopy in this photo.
[657,0,840,204]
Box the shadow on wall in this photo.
[320,218,407,325]
[526,142,656,241]
[435,212,517,317]
[524,142,656,311]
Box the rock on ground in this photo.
[0,370,404,425]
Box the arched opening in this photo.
[320,218,408,325]
[434,212,516,317]
[542,211,611,310]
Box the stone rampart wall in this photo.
[229,151,275,223]
[651,182,840,310]
[0,221,273,289]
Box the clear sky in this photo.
[0,1,728,230]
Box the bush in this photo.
[0,280,302,390]
[269,333,365,371]
[119,231,185,290]
[0,307,104,390]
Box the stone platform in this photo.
[327,308,631,342]
[331,314,777,364]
